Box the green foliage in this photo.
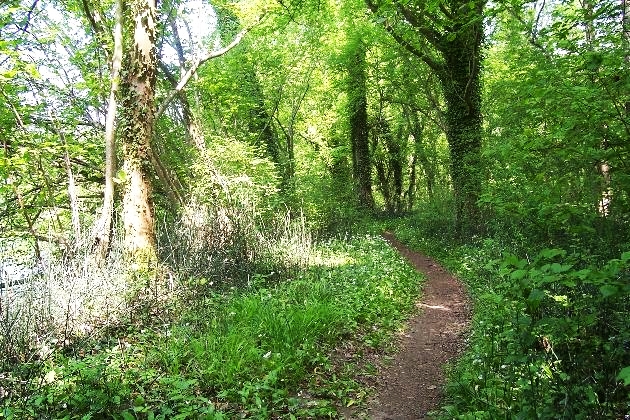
[3,234,423,418]
[392,212,630,419]
[482,0,630,253]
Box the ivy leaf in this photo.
[510,269,528,280]
[599,284,618,298]
[616,366,630,386]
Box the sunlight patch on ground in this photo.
[418,303,450,311]
[309,252,356,268]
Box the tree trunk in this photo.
[438,21,484,235]
[94,0,122,261]
[440,77,483,233]
[165,17,206,151]
[59,126,81,242]
[119,0,158,268]
[386,125,404,213]
[409,111,435,200]
[347,36,374,209]
[366,0,486,234]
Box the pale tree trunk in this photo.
[48,111,81,243]
[94,0,123,260]
[120,0,158,268]
[57,124,81,241]
[159,61,205,153]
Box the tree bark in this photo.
[119,0,158,267]
[54,121,81,242]
[439,31,484,234]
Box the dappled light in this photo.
[1,0,628,417]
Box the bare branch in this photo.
[156,24,255,120]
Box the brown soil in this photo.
[347,232,471,419]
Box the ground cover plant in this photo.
[392,212,630,419]
[0,234,423,419]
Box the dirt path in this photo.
[361,232,471,419]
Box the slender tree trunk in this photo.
[409,110,435,200]
[165,17,206,151]
[407,150,418,211]
[120,0,158,267]
[347,36,374,209]
[94,0,122,260]
[60,129,81,241]
[386,125,404,213]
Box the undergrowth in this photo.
[1,233,422,419]
[393,212,630,419]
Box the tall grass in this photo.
[1,227,424,418]
[0,230,132,407]
[158,202,311,292]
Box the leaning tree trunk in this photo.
[119,0,158,269]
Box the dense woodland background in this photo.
[1,0,629,418]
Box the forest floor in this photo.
[343,232,472,419]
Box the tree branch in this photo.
[155,24,253,120]
[365,0,444,74]
[395,4,444,48]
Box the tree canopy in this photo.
[1,0,629,416]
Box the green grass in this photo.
[3,234,423,419]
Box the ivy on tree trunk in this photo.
[119,0,158,268]
[347,34,375,209]
[366,0,486,234]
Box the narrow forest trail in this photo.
[358,232,472,419]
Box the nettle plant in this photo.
[461,249,630,418]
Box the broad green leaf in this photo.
[121,412,135,420]
[616,366,630,386]
[539,248,566,259]
[599,284,618,298]
[510,269,528,280]
[550,263,572,273]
